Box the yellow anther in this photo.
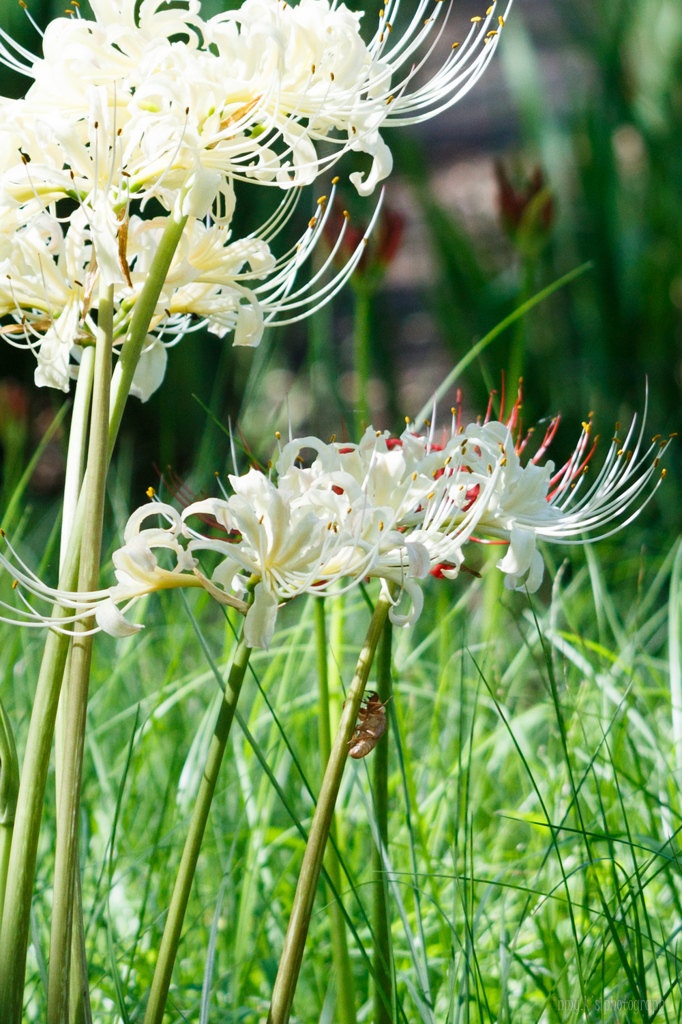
[387,22,392,31]
[267,459,273,469]
[498,15,504,24]
[379,32,384,41]
[581,421,590,432]
[500,457,507,466]
[309,216,317,228]
[405,416,410,424]
[330,72,334,81]
[311,64,316,74]
[486,5,493,13]
[379,521,384,530]
[427,491,435,501]
[412,472,417,481]
[670,432,678,438]
[662,469,667,479]
[259,514,265,524]
[617,449,624,457]
[332,176,339,184]
[652,434,661,443]
[330,434,336,442]
[343,210,350,219]
[444,456,452,465]
[376,430,382,437]
[386,95,394,104]
[654,458,660,468]
[486,29,497,37]
[424,420,431,428]
[317,195,327,204]
[12,580,18,590]
[451,407,456,415]
[146,486,155,498]
[488,464,493,473]
[327,522,332,530]
[471,15,482,22]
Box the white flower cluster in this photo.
[0,0,510,395]
[0,411,669,650]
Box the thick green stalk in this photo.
[47,282,114,1024]
[268,592,391,1024]
[68,871,92,1024]
[373,621,394,1024]
[60,345,95,569]
[0,699,19,929]
[0,208,190,1024]
[108,209,188,454]
[143,627,252,1024]
[57,344,96,1024]
[352,284,372,438]
[314,599,357,1024]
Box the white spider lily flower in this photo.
[0,182,378,397]
[0,207,95,392]
[182,423,507,641]
[443,406,673,592]
[0,503,248,638]
[1,0,511,207]
[183,471,343,650]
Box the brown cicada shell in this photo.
[348,691,389,759]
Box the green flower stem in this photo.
[108,209,188,455]
[0,699,19,930]
[0,208,190,1024]
[60,345,95,570]
[373,620,394,1024]
[314,599,357,1024]
[143,624,252,1024]
[68,870,92,1024]
[352,284,372,439]
[57,345,96,1024]
[47,282,114,1024]
[268,591,392,1024]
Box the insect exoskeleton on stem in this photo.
[348,691,390,759]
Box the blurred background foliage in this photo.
[0,0,681,515]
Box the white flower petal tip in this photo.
[130,338,168,402]
[244,582,279,651]
[405,542,431,580]
[95,599,144,638]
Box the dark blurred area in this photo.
[1,0,681,531]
